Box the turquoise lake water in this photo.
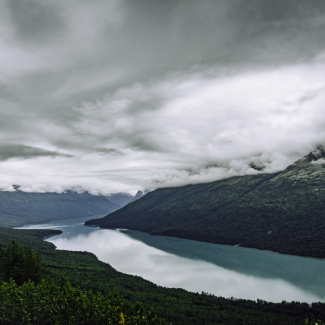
[17,215,325,303]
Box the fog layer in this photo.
[0,0,324,193]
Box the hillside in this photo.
[0,190,120,227]
[86,147,325,258]
[1,227,324,324]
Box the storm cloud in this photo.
[0,144,72,161]
[0,0,324,194]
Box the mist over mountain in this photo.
[105,192,133,207]
[0,0,324,193]
[1,1,325,323]
[0,190,120,227]
[86,148,325,258]
[128,190,151,204]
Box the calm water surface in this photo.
[17,215,325,303]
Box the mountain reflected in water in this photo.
[121,229,325,298]
[17,216,325,303]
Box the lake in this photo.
[17,215,325,303]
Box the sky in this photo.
[0,0,325,195]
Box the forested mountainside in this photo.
[0,190,120,227]
[86,147,325,259]
[1,227,324,324]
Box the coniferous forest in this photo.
[1,0,325,323]
[0,226,324,324]
[87,149,325,259]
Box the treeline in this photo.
[0,238,166,325]
[0,227,324,324]
[86,157,325,258]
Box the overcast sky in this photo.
[0,0,325,195]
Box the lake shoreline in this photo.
[17,215,325,303]
[42,231,63,240]
[92,224,325,261]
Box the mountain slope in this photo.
[0,191,120,227]
[105,192,133,207]
[86,148,325,258]
[127,190,151,204]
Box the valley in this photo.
[86,148,325,259]
[2,149,325,323]
[18,216,325,303]
[0,190,132,227]
[3,222,324,324]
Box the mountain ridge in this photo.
[104,192,133,207]
[0,190,120,227]
[85,148,325,258]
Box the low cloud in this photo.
[0,144,72,161]
[0,0,324,194]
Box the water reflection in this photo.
[17,216,325,303]
[121,229,325,298]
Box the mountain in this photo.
[104,191,149,207]
[0,190,120,227]
[85,147,325,259]
[105,192,133,207]
[127,190,151,204]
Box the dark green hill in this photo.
[1,227,324,324]
[0,190,120,227]
[86,148,325,258]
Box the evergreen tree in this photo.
[0,239,43,286]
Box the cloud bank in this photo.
[0,0,325,194]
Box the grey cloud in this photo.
[233,0,325,22]
[229,0,325,63]
[114,0,325,76]
[53,139,125,156]
[175,154,268,177]
[4,0,66,43]
[95,148,125,156]
[3,0,323,110]
[298,89,323,104]
[128,136,164,152]
[0,81,17,101]
[0,144,72,161]
[0,0,324,194]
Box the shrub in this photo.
[0,278,166,324]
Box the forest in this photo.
[86,151,325,259]
[0,190,120,228]
[0,226,324,324]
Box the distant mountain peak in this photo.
[286,145,325,169]
[105,192,133,207]
[135,190,151,196]
[304,145,325,162]
[128,190,152,204]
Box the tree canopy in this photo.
[0,239,43,286]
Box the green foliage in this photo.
[1,228,324,324]
[0,277,166,325]
[306,316,324,325]
[0,239,43,286]
[86,158,325,258]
